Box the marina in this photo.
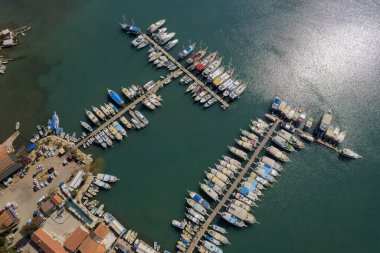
[0,2,375,253]
[185,120,280,253]
[140,33,230,110]
[75,69,182,149]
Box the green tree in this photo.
[20,224,38,237]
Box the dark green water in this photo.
[1,0,380,252]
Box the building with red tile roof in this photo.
[31,228,67,253]
[64,226,89,253]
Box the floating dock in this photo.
[74,70,181,149]
[186,120,280,253]
[141,33,230,110]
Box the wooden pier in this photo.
[141,34,230,110]
[186,120,280,253]
[74,70,182,149]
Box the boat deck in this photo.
[293,124,340,152]
[186,120,280,253]
[141,33,230,110]
[74,70,181,149]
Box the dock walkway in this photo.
[141,34,230,110]
[74,70,181,149]
[186,120,280,253]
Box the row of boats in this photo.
[80,86,156,149]
[81,174,118,217]
[271,97,362,159]
[172,116,292,253]
[179,49,247,101]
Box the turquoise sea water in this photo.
[1,0,380,252]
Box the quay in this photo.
[0,131,20,153]
[74,70,181,149]
[186,120,280,253]
[141,33,230,110]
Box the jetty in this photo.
[74,70,181,149]
[186,120,280,252]
[141,33,230,110]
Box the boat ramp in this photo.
[141,33,230,110]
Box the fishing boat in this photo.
[131,118,142,130]
[131,35,144,47]
[15,122,20,130]
[214,166,234,178]
[228,146,248,160]
[188,191,211,209]
[299,132,315,142]
[119,16,140,34]
[112,121,127,136]
[206,174,227,190]
[195,90,208,102]
[108,125,123,140]
[336,131,346,144]
[172,219,187,229]
[143,98,156,110]
[107,88,124,106]
[187,208,205,222]
[256,163,279,177]
[121,87,134,100]
[218,78,234,92]
[96,173,118,182]
[253,168,276,183]
[100,105,111,117]
[187,48,207,65]
[185,213,200,225]
[135,110,149,125]
[324,125,334,139]
[200,93,212,104]
[272,135,295,152]
[165,39,179,50]
[147,19,166,33]
[207,230,229,244]
[278,129,304,148]
[249,124,265,137]
[104,103,115,116]
[204,98,217,108]
[85,109,100,125]
[92,179,111,189]
[340,149,362,159]
[266,146,290,162]
[202,240,223,253]
[271,96,281,111]
[228,204,256,224]
[209,169,230,183]
[206,66,224,82]
[178,43,196,60]
[240,136,258,147]
[204,235,221,246]
[92,106,106,121]
[210,225,227,234]
[108,103,119,113]
[230,199,252,212]
[240,129,259,141]
[222,155,242,168]
[229,83,247,100]
[195,52,217,72]
[281,123,295,133]
[213,69,233,87]
[120,116,133,129]
[221,212,246,228]
[218,160,239,173]
[235,192,255,206]
[315,109,333,136]
[235,139,254,151]
[200,183,219,201]
[222,79,241,97]
[260,156,284,171]
[202,57,223,77]
[332,126,340,142]
[79,121,92,132]
[186,198,207,215]
[204,179,224,195]
[157,32,176,45]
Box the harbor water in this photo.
[1,0,380,252]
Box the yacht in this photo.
[80,121,93,132]
[165,39,179,50]
[147,19,166,33]
[340,149,362,159]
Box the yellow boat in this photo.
[108,125,123,141]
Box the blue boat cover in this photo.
[240,187,249,195]
[27,144,36,151]
[180,238,190,245]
